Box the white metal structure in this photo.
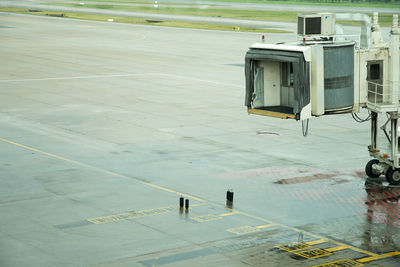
[366,14,400,185]
[244,12,400,185]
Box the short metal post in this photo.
[226,190,234,202]
[371,112,378,151]
[185,199,189,210]
[179,197,184,210]
[391,116,399,168]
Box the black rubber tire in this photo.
[386,168,400,185]
[365,159,380,178]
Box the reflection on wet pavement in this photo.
[212,167,400,264]
[215,167,400,228]
[363,181,400,253]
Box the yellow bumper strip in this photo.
[248,108,296,119]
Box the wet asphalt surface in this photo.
[0,12,400,266]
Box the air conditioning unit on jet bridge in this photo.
[297,13,336,36]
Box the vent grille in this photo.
[297,17,304,35]
[324,75,353,90]
[305,17,321,35]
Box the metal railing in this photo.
[367,81,399,106]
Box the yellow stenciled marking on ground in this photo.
[306,239,328,245]
[294,248,332,259]
[191,214,222,223]
[219,211,239,217]
[192,211,238,223]
[90,203,206,224]
[357,251,400,263]
[313,259,363,267]
[0,137,204,203]
[88,206,174,224]
[234,209,380,258]
[275,242,311,252]
[325,245,350,252]
[227,225,260,235]
[227,223,276,235]
[256,223,276,229]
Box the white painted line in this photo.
[0,73,242,88]
[156,73,242,88]
[0,73,158,83]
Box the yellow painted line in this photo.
[256,223,276,229]
[234,210,276,225]
[191,202,206,208]
[141,182,176,193]
[0,137,204,203]
[313,259,363,267]
[219,211,239,217]
[306,239,328,245]
[329,244,376,257]
[0,137,104,172]
[357,251,400,263]
[325,245,349,252]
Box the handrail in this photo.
[366,81,400,106]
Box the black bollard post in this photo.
[185,199,189,210]
[226,190,234,202]
[179,197,184,210]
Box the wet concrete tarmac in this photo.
[0,12,400,266]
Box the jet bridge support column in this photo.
[391,115,399,168]
[386,113,400,184]
[371,111,378,152]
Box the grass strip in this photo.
[194,0,400,9]
[56,0,400,9]
[48,3,300,22]
[0,7,290,33]
[50,2,395,26]
[48,0,202,7]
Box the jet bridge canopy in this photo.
[245,44,311,120]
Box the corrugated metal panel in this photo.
[323,43,354,111]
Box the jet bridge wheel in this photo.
[365,159,381,178]
[386,168,400,185]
